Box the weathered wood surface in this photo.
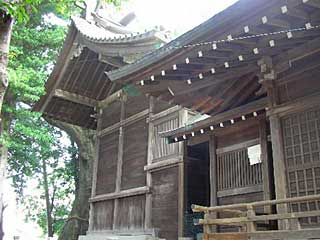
[90,186,150,203]
[194,194,320,239]
[281,107,320,226]
[192,194,320,212]
[270,114,289,229]
[160,98,267,139]
[144,157,182,172]
[121,119,148,190]
[54,89,98,107]
[100,100,121,129]
[96,131,119,195]
[115,195,146,230]
[204,229,320,240]
[152,167,179,240]
[91,200,114,231]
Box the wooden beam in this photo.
[98,109,149,137]
[54,89,97,107]
[192,194,320,212]
[303,0,320,9]
[98,89,125,109]
[144,157,182,172]
[160,97,268,138]
[206,74,256,114]
[89,186,150,202]
[267,92,320,117]
[274,37,320,75]
[217,185,263,198]
[148,105,181,122]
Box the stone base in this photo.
[78,230,160,240]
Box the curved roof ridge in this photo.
[72,16,170,45]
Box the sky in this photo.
[125,0,238,34]
[3,0,238,239]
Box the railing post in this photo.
[203,213,210,240]
[246,205,257,234]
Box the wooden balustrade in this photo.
[192,194,320,240]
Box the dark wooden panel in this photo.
[121,119,148,190]
[152,167,179,240]
[115,195,146,230]
[217,148,263,191]
[279,67,320,104]
[216,122,259,149]
[96,131,119,195]
[125,95,149,118]
[92,200,114,231]
[282,108,320,226]
[154,98,172,114]
[101,101,121,129]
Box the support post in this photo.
[178,109,188,238]
[209,135,218,232]
[259,119,272,213]
[269,114,289,230]
[113,100,125,230]
[88,106,102,231]
[145,96,154,230]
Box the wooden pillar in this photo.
[209,135,217,232]
[178,109,188,238]
[145,96,154,230]
[113,100,125,230]
[269,114,289,230]
[88,106,102,231]
[259,119,272,213]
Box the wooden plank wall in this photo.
[90,95,184,236]
[96,131,119,195]
[91,200,114,231]
[121,119,148,190]
[91,94,150,232]
[146,102,187,240]
[151,167,179,240]
[115,195,146,230]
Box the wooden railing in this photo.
[192,194,320,240]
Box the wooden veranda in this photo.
[193,194,320,240]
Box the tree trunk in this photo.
[42,157,54,237]
[0,11,13,240]
[47,119,95,240]
[0,10,12,113]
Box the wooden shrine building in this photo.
[36,0,320,239]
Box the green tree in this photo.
[1,1,123,239]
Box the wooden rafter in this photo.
[54,89,98,107]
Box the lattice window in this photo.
[217,148,263,191]
[282,108,320,225]
[152,117,179,161]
